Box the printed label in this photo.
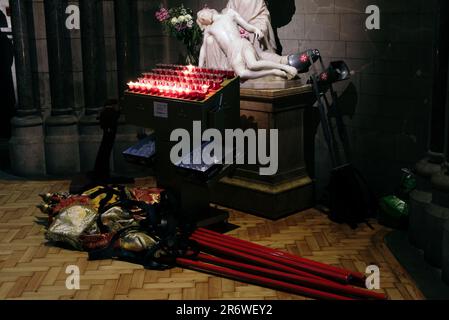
[154,101,168,118]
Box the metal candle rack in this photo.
[122,64,241,227]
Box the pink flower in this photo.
[155,8,170,22]
[239,27,250,39]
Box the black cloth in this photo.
[266,0,296,55]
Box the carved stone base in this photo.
[212,176,314,219]
[408,190,432,249]
[424,203,449,267]
[424,170,449,268]
[240,79,303,90]
[9,116,46,177]
[45,115,80,176]
[210,83,316,219]
[415,155,444,191]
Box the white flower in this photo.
[185,14,192,21]
[171,17,178,25]
[187,20,194,28]
[178,15,186,22]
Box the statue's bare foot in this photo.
[282,65,298,80]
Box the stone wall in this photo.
[284,0,436,196]
[29,0,181,114]
[31,0,116,116]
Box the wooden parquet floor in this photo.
[0,178,424,300]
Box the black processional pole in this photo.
[92,106,120,181]
[70,104,134,194]
[306,53,377,227]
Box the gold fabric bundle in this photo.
[46,205,98,250]
[40,186,163,256]
[101,206,138,233]
[120,230,158,252]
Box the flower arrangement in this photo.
[155,5,203,65]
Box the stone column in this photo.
[409,0,448,249]
[9,0,46,176]
[78,0,108,172]
[112,0,141,175]
[441,58,449,281]
[443,220,449,284]
[423,8,449,267]
[114,0,139,95]
[423,168,449,268]
[44,0,80,175]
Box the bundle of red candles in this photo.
[127,64,235,101]
[178,228,387,300]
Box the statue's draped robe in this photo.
[227,0,277,54]
[201,0,278,69]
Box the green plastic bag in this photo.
[379,195,409,229]
[378,168,415,229]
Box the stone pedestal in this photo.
[211,83,316,219]
[9,116,46,176]
[45,115,80,176]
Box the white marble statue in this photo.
[197,8,297,80]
